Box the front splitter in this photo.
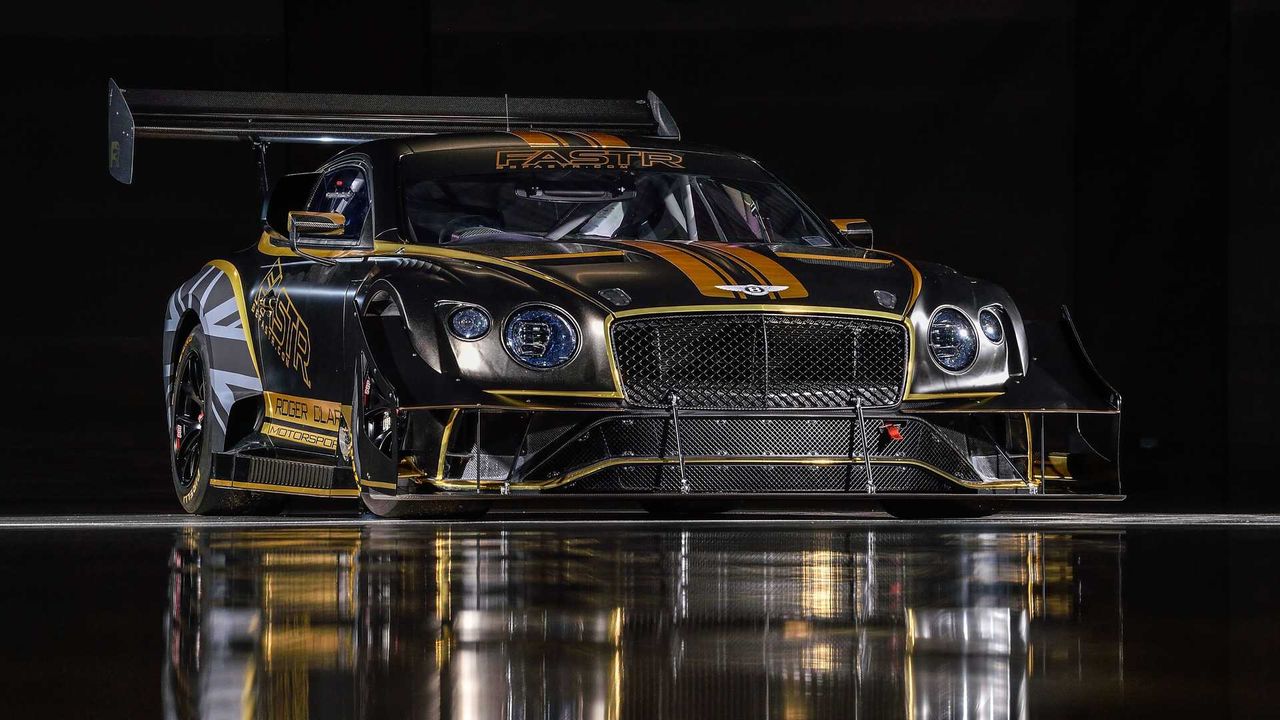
[360,491,1124,517]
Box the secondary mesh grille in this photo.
[555,463,958,494]
[611,313,908,409]
[535,416,983,488]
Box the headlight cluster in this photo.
[503,306,579,368]
[927,305,1005,373]
[445,303,579,369]
[978,307,1004,344]
[447,306,491,340]
[927,308,977,372]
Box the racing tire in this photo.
[878,499,997,519]
[169,328,283,515]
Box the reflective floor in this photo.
[1,518,1277,718]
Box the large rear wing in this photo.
[107,78,680,184]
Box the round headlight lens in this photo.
[447,306,491,340]
[978,307,1004,344]
[928,308,978,372]
[504,306,578,368]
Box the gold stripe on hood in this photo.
[620,240,737,297]
[707,244,809,299]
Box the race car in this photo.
[109,80,1121,517]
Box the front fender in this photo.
[348,256,617,408]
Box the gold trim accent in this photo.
[400,402,620,412]
[876,250,922,312]
[210,479,360,498]
[610,303,904,322]
[504,250,627,261]
[1024,412,1035,487]
[1032,452,1073,482]
[903,391,1004,401]
[359,479,397,490]
[774,252,893,265]
[485,389,624,399]
[206,260,261,377]
[435,408,461,481]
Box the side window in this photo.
[309,165,370,239]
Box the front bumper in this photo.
[370,402,1119,499]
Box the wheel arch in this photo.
[163,263,265,452]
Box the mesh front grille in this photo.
[611,313,908,409]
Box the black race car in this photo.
[109,80,1121,517]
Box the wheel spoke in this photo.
[172,345,209,490]
[177,427,202,461]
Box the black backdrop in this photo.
[2,0,1274,510]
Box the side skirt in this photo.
[212,452,360,498]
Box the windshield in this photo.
[403,169,837,246]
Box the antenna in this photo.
[504,93,510,132]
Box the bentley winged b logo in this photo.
[117,79,1120,517]
[717,284,790,297]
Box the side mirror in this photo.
[831,217,874,248]
[286,210,347,266]
[287,210,346,239]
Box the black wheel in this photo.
[641,500,739,518]
[169,328,282,515]
[879,499,997,519]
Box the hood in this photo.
[450,239,918,318]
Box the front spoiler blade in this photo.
[362,491,1124,517]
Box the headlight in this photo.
[503,306,578,368]
[928,307,978,372]
[447,306,491,340]
[978,307,1004,344]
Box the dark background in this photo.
[1,0,1274,510]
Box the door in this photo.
[250,161,374,454]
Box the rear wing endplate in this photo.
[107,78,680,184]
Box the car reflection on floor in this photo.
[163,525,1124,719]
